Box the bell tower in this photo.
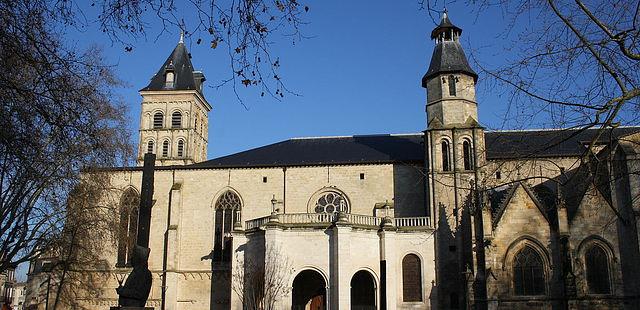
[137,34,212,166]
[423,10,478,128]
[423,10,487,309]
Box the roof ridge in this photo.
[290,133,423,140]
[486,125,640,133]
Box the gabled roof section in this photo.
[485,127,640,160]
[489,182,551,229]
[190,134,425,168]
[141,42,200,92]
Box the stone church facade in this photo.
[79,12,640,310]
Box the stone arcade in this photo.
[81,12,640,310]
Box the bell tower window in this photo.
[448,75,457,96]
[153,112,164,129]
[146,140,154,154]
[463,139,474,170]
[441,140,452,172]
[172,111,182,128]
[162,140,170,158]
[177,140,185,157]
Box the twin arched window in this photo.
[214,191,242,262]
[585,244,611,294]
[402,254,423,302]
[440,138,474,171]
[513,246,545,296]
[117,189,140,267]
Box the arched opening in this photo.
[441,140,451,172]
[162,140,170,158]
[448,75,457,96]
[177,139,185,157]
[153,112,164,129]
[292,270,326,310]
[351,270,376,310]
[171,111,182,128]
[117,188,139,267]
[463,139,474,170]
[146,140,154,154]
[585,244,611,294]
[402,254,422,302]
[213,191,242,262]
[513,246,545,296]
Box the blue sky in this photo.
[71,0,512,160]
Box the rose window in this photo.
[314,192,349,214]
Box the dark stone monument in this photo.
[112,153,156,310]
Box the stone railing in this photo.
[245,216,270,230]
[244,212,431,231]
[395,216,431,227]
[344,213,382,227]
[279,212,334,224]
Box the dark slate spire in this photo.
[141,33,205,92]
[422,10,477,87]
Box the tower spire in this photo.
[179,30,184,44]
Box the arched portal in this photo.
[351,270,376,310]
[292,270,326,310]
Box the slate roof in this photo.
[190,134,425,168]
[188,127,640,169]
[484,127,640,159]
[140,42,202,92]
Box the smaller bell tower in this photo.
[137,33,212,166]
[422,10,478,128]
[422,10,486,309]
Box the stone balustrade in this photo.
[243,212,431,231]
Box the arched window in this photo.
[585,245,611,294]
[117,189,139,267]
[162,140,170,158]
[313,191,349,214]
[402,254,423,302]
[214,191,242,262]
[171,111,182,128]
[153,112,164,129]
[441,140,451,172]
[146,140,154,154]
[513,246,545,296]
[165,71,174,88]
[448,75,457,96]
[177,140,185,157]
[194,115,199,132]
[463,139,474,170]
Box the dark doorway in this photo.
[292,270,326,310]
[351,270,376,310]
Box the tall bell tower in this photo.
[137,34,212,166]
[423,10,487,309]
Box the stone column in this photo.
[331,212,351,309]
[230,228,247,310]
[378,219,397,310]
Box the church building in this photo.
[85,12,640,310]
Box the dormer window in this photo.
[165,71,175,88]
